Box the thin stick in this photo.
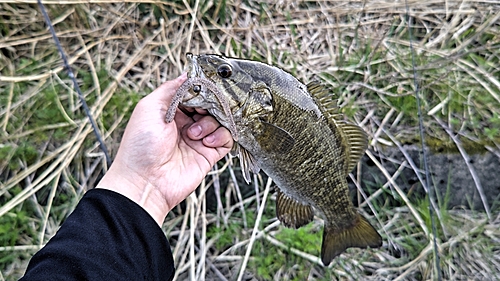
[0,67,14,133]
[404,1,442,279]
[365,150,429,236]
[37,0,111,165]
[227,161,248,228]
[38,173,60,246]
[236,177,272,281]
[189,193,196,281]
[434,117,491,219]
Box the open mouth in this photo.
[174,53,239,141]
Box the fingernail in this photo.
[189,125,202,137]
[178,72,188,81]
[205,134,215,144]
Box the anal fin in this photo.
[321,214,382,266]
[276,189,314,229]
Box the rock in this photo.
[355,145,500,211]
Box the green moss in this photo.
[206,223,240,251]
[275,224,321,255]
[249,224,335,280]
[426,136,498,155]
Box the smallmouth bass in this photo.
[166,53,382,266]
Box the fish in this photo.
[166,53,382,266]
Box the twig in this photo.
[227,162,248,228]
[365,150,429,236]
[189,193,196,280]
[434,117,491,219]
[404,1,442,279]
[236,177,272,281]
[38,173,60,246]
[37,0,111,165]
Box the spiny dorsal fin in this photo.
[335,121,368,174]
[276,188,314,229]
[307,81,368,173]
[306,81,342,120]
[231,143,260,184]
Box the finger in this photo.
[195,108,208,115]
[187,115,222,140]
[203,126,234,149]
[172,107,195,129]
[191,112,210,122]
[148,73,188,105]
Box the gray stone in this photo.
[356,145,500,211]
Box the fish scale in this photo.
[167,53,383,266]
[262,94,344,205]
[250,91,354,227]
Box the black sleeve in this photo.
[20,189,175,281]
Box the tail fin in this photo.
[321,214,382,266]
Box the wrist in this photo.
[96,165,169,226]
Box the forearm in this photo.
[20,189,175,281]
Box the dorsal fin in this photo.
[307,81,368,173]
[306,81,342,120]
[336,121,368,173]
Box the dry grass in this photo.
[1,1,499,280]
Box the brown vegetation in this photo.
[1,1,499,280]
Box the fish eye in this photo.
[193,85,201,93]
[217,64,232,78]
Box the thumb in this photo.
[149,73,188,105]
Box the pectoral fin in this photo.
[276,189,314,229]
[256,121,295,154]
[231,143,260,184]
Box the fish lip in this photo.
[185,52,197,78]
[180,53,239,141]
[179,54,218,107]
[184,53,207,80]
[180,53,202,104]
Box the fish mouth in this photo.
[180,53,202,104]
[177,105,208,118]
[185,53,204,80]
[166,53,237,140]
[179,53,223,110]
[179,53,239,141]
[179,53,213,105]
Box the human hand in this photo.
[97,73,233,225]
